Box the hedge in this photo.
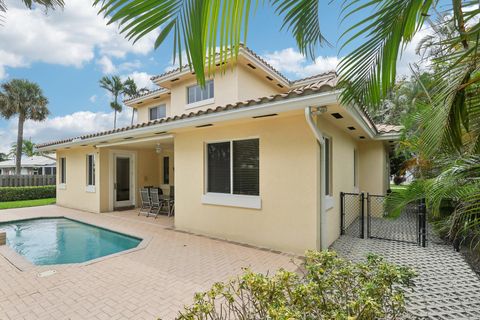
[0,186,56,202]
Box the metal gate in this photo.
[340,192,427,247]
[340,192,365,238]
[367,194,427,247]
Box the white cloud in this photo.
[396,27,432,76]
[0,110,132,152]
[97,56,117,74]
[263,48,339,79]
[121,71,156,90]
[89,95,97,103]
[0,0,158,79]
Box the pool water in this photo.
[0,218,141,265]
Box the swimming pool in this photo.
[0,217,141,265]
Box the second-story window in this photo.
[149,104,166,121]
[187,80,214,105]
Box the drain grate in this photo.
[37,270,57,278]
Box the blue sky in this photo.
[0,0,422,153]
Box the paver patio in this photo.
[0,205,297,320]
[331,234,480,320]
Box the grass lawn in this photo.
[0,198,56,210]
[390,184,408,191]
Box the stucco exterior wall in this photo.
[174,114,319,254]
[316,115,359,247]
[133,63,283,121]
[236,64,282,101]
[56,147,101,213]
[168,68,239,117]
[358,141,388,196]
[136,97,171,124]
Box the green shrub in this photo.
[0,186,56,202]
[176,251,415,320]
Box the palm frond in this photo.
[94,0,328,85]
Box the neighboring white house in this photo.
[0,155,56,175]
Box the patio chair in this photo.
[149,188,167,218]
[139,188,151,216]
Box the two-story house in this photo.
[37,46,401,254]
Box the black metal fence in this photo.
[340,192,427,247]
[340,192,365,238]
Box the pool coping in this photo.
[0,215,152,272]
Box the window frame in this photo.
[86,153,96,192]
[186,80,214,109]
[59,157,66,189]
[148,104,167,121]
[202,137,261,209]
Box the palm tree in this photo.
[10,139,39,158]
[123,77,148,125]
[0,79,49,174]
[99,75,124,129]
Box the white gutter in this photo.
[304,106,328,251]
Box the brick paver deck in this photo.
[0,205,296,320]
[331,235,480,319]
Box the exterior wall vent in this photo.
[331,113,343,119]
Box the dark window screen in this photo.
[163,157,170,184]
[233,139,259,195]
[207,142,231,193]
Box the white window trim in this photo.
[202,193,261,209]
[85,185,96,193]
[58,183,67,190]
[204,137,261,209]
[148,104,167,121]
[186,97,215,110]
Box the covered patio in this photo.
[95,134,176,214]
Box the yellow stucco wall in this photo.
[133,63,283,121]
[236,64,282,101]
[136,96,171,124]
[315,115,360,247]
[174,114,319,254]
[56,147,101,213]
[358,141,388,196]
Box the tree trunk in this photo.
[131,108,135,125]
[114,110,117,129]
[15,113,25,175]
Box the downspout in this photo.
[305,106,328,250]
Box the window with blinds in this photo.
[187,80,214,104]
[149,105,166,121]
[206,139,259,196]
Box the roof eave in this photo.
[38,90,342,151]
